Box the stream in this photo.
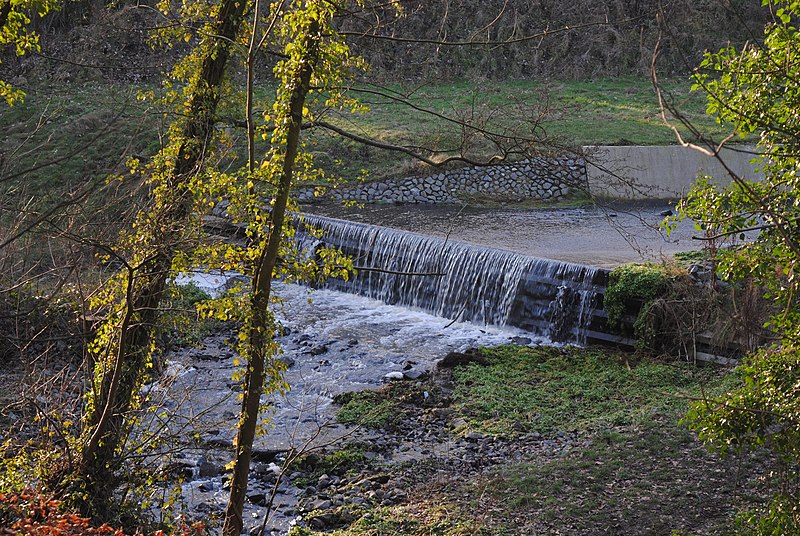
[151,276,535,534]
[152,203,694,534]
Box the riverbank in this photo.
[273,345,766,535]
[0,283,768,535]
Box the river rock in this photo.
[198,459,222,477]
[309,512,337,530]
[383,371,405,382]
[436,348,489,369]
[317,474,332,490]
[247,491,267,506]
[251,448,283,463]
[403,369,427,381]
[309,344,328,356]
[278,355,296,368]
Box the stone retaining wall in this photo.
[297,156,587,204]
[297,145,763,204]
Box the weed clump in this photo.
[334,390,396,428]
[603,263,681,332]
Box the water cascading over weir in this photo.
[295,214,609,345]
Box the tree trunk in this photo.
[222,19,321,536]
[77,0,250,517]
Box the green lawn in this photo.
[1,76,735,195]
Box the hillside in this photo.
[2,0,770,83]
[1,1,766,197]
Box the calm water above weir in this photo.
[307,203,701,268]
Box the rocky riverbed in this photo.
[146,279,766,536]
[151,280,541,534]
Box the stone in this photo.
[309,513,337,529]
[311,499,332,510]
[198,460,221,478]
[247,491,267,506]
[452,418,468,428]
[278,355,296,368]
[403,369,427,381]
[251,448,283,463]
[383,371,404,381]
[295,334,312,344]
[437,348,489,369]
[309,344,328,356]
[317,474,332,489]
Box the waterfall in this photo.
[296,214,605,344]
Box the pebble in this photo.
[383,371,405,381]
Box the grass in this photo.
[450,345,737,436]
[333,380,435,428]
[288,504,496,536]
[305,76,739,182]
[299,345,759,535]
[478,417,764,535]
[334,390,398,428]
[292,444,372,488]
[2,76,739,199]
[1,83,163,196]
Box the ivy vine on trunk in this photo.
[75,0,251,517]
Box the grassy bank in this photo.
[292,345,764,535]
[2,76,734,197]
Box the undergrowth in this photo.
[293,445,372,488]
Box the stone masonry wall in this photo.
[297,156,587,204]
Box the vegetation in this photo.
[666,0,800,532]
[480,419,763,535]
[158,282,216,349]
[293,446,372,488]
[0,489,207,535]
[603,263,679,330]
[311,345,758,535]
[334,390,398,428]
[450,345,735,436]
[1,0,798,533]
[0,0,57,104]
[0,76,740,199]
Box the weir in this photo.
[296,214,609,344]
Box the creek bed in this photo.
[151,280,535,534]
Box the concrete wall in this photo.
[584,145,761,200]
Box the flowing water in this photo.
[157,205,666,533]
[158,276,535,534]
[307,203,701,268]
[296,214,604,344]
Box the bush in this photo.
[603,263,689,352]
